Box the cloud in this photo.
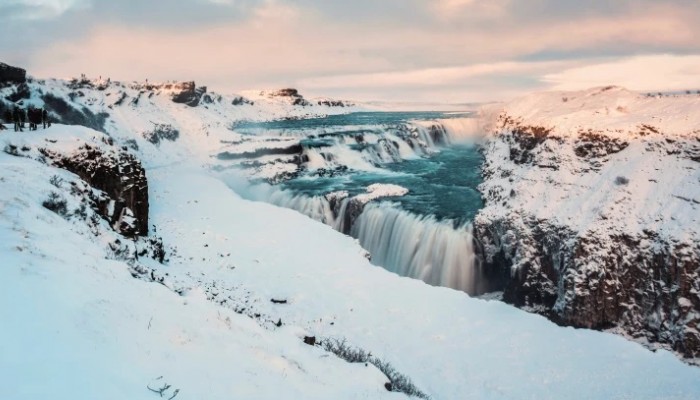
[0,0,87,19]
[543,54,700,91]
[298,60,575,89]
[2,0,700,102]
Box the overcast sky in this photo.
[1,0,699,102]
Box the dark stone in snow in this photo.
[170,81,205,107]
[303,336,316,346]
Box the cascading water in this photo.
[225,111,488,295]
[351,203,481,293]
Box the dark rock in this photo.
[39,144,149,237]
[429,124,447,145]
[303,336,316,346]
[0,62,26,84]
[272,88,300,97]
[574,130,629,158]
[292,97,311,107]
[232,96,254,106]
[217,143,303,160]
[170,81,204,107]
[339,198,366,234]
[268,88,312,106]
[475,215,700,358]
[271,299,288,304]
[317,99,350,107]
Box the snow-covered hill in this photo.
[2,68,700,399]
[474,86,700,359]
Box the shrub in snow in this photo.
[49,175,64,188]
[615,176,630,185]
[42,191,68,217]
[320,338,430,399]
[147,376,180,399]
[73,202,88,220]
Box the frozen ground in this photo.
[477,86,700,239]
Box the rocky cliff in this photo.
[1,128,151,238]
[0,62,26,84]
[42,143,149,236]
[474,87,700,360]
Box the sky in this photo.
[1,0,699,103]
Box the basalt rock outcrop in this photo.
[0,62,26,85]
[170,81,207,107]
[40,143,149,237]
[475,213,700,359]
[266,88,312,106]
[474,106,700,360]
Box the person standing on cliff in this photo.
[12,107,20,132]
[16,108,25,132]
[42,108,48,129]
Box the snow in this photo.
[0,153,392,400]
[487,86,700,139]
[2,80,700,399]
[476,86,700,241]
[354,183,409,204]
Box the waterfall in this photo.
[235,182,483,295]
[225,118,485,295]
[351,203,481,294]
[293,121,457,171]
[435,118,482,141]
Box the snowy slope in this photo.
[0,77,365,172]
[2,79,700,399]
[0,145,394,400]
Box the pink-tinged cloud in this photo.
[543,54,700,92]
[5,0,700,102]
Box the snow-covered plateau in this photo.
[1,64,700,399]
